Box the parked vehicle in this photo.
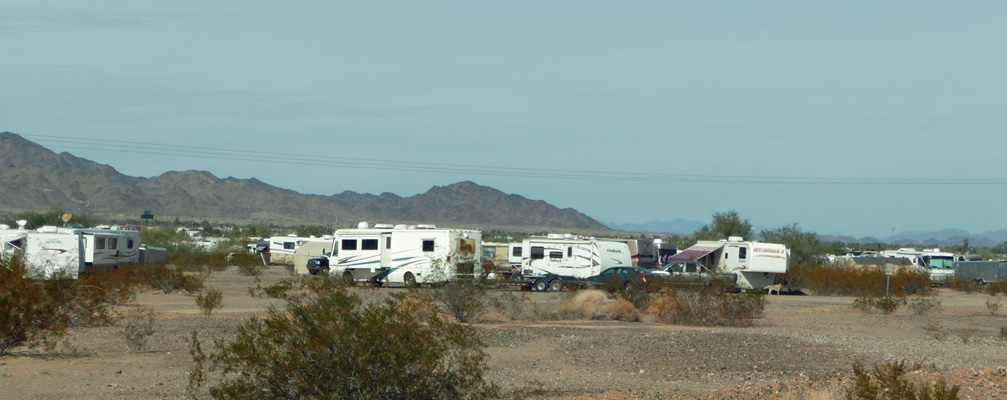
[584,266,660,290]
[954,261,1007,284]
[501,234,632,291]
[880,248,960,283]
[660,260,735,289]
[667,237,788,290]
[306,222,481,287]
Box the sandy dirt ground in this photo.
[3,266,1007,399]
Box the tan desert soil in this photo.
[2,266,1007,399]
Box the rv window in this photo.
[739,247,747,260]
[341,239,357,251]
[127,239,134,249]
[422,240,435,252]
[385,237,391,249]
[549,251,562,260]
[284,242,296,250]
[530,246,544,260]
[96,238,105,250]
[362,239,379,250]
[108,238,118,249]
[567,247,572,257]
[512,247,522,257]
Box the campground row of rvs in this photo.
[1,222,162,278]
[269,222,793,291]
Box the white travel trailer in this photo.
[306,222,482,286]
[2,226,84,278]
[78,228,140,271]
[268,235,333,265]
[506,234,633,291]
[668,237,789,290]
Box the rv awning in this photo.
[668,245,722,262]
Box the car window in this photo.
[685,263,696,273]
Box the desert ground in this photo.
[3,266,1007,399]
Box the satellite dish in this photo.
[62,213,72,222]
[16,220,27,229]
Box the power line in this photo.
[22,133,1007,185]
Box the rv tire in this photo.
[548,278,562,292]
[404,272,418,288]
[532,279,548,292]
[342,271,355,286]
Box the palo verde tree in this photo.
[759,223,824,267]
[693,210,754,241]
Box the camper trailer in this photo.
[267,235,333,265]
[503,234,633,291]
[954,261,1007,284]
[306,222,482,286]
[78,228,140,272]
[668,237,789,290]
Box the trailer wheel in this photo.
[533,279,548,292]
[342,271,355,286]
[548,278,563,292]
[404,272,418,288]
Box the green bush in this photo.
[196,287,224,316]
[852,295,907,314]
[783,264,931,296]
[948,278,982,294]
[907,297,942,316]
[845,360,959,400]
[987,281,1007,296]
[188,284,498,399]
[645,285,767,327]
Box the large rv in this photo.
[880,248,959,283]
[78,228,140,272]
[504,234,633,291]
[306,222,482,286]
[668,237,789,290]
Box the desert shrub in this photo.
[607,298,640,321]
[845,360,960,400]
[783,264,931,296]
[187,285,499,399]
[0,258,71,356]
[948,278,982,294]
[205,253,229,272]
[120,307,156,353]
[986,299,1002,315]
[955,327,980,344]
[236,262,264,277]
[166,243,212,272]
[196,287,224,316]
[609,278,663,310]
[416,280,490,323]
[852,295,907,314]
[999,326,1007,343]
[645,285,766,327]
[490,290,530,320]
[987,281,1007,296]
[923,322,948,341]
[228,253,263,271]
[135,265,205,294]
[79,267,141,305]
[557,290,608,320]
[908,297,942,316]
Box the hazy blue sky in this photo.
[4,1,1007,237]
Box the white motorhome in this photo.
[880,248,957,282]
[668,237,789,290]
[506,234,633,291]
[307,222,481,286]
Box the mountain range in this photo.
[0,132,607,231]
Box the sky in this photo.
[3,1,1007,237]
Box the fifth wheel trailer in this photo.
[503,234,633,291]
[954,261,1007,284]
[668,237,789,290]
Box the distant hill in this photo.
[602,218,704,235]
[0,132,608,230]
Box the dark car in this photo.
[661,260,736,289]
[584,266,660,290]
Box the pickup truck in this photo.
[660,260,736,289]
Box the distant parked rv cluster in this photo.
[1,221,163,278]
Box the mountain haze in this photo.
[0,132,608,230]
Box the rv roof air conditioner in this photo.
[357,222,370,229]
[417,224,436,229]
[374,224,393,229]
[728,236,744,242]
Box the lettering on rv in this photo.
[753,247,783,254]
[606,249,623,253]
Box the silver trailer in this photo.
[954,261,1007,284]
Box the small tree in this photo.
[759,223,823,267]
[195,287,224,316]
[188,282,498,399]
[693,210,754,242]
